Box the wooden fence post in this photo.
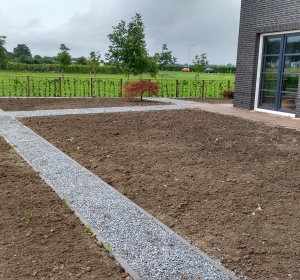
[202,80,205,98]
[27,76,30,97]
[90,77,93,97]
[120,79,123,97]
[228,80,230,90]
[176,80,179,98]
[59,77,62,97]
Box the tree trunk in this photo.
[62,67,64,82]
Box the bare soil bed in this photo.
[0,99,300,280]
[1,98,300,280]
[0,97,168,111]
[0,137,129,279]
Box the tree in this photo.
[144,55,159,78]
[123,79,161,101]
[5,51,14,61]
[86,51,101,77]
[106,13,158,79]
[13,44,32,59]
[32,55,43,64]
[56,44,71,81]
[193,53,209,73]
[0,36,7,69]
[43,56,55,64]
[76,56,86,65]
[19,54,33,64]
[155,44,177,71]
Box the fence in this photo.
[0,76,235,98]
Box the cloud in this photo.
[1,0,241,65]
[25,17,43,30]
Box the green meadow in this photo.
[0,70,235,81]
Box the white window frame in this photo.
[255,30,300,118]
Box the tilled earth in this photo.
[0,97,168,111]
[0,137,128,279]
[1,97,300,280]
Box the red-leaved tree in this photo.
[123,79,161,101]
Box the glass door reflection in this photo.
[259,34,300,113]
[259,37,282,109]
[279,35,300,112]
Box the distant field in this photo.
[156,71,235,81]
[0,71,235,82]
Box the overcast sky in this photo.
[0,0,241,65]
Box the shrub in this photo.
[222,89,234,99]
[4,62,121,74]
[123,79,161,101]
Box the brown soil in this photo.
[0,137,129,279]
[0,97,167,111]
[21,112,300,279]
[2,98,300,280]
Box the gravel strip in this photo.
[0,102,246,280]
[4,98,202,118]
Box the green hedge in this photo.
[4,61,236,74]
[162,64,236,74]
[5,62,122,74]
[206,65,236,74]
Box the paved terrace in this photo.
[2,98,298,280]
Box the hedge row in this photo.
[5,62,122,74]
[162,64,236,73]
[3,61,236,74]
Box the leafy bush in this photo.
[3,61,236,75]
[207,65,236,74]
[5,62,122,74]
[222,89,234,99]
[123,79,161,101]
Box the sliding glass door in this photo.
[258,33,300,113]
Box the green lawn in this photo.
[156,71,235,81]
[0,71,235,82]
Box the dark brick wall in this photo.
[234,0,300,114]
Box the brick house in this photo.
[234,0,300,118]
